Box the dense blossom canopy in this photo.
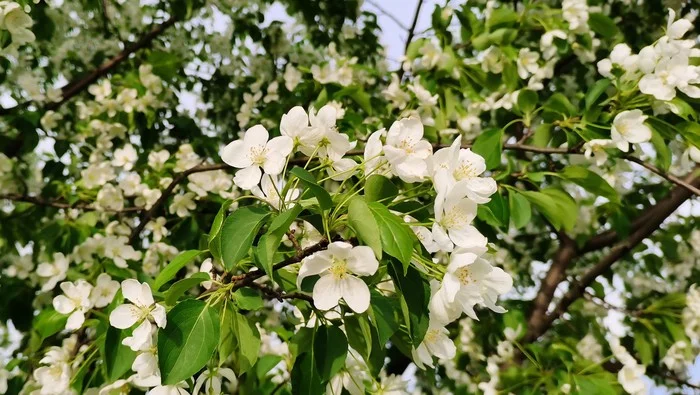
[0,0,699,394]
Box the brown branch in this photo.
[0,17,177,116]
[623,155,700,196]
[525,170,700,342]
[397,0,425,79]
[0,193,142,213]
[525,232,577,342]
[248,281,313,303]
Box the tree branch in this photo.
[525,170,700,342]
[248,281,313,303]
[0,17,177,116]
[365,0,409,30]
[0,193,142,213]
[397,0,425,79]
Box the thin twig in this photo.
[0,193,142,213]
[248,281,313,303]
[398,0,425,79]
[365,0,409,30]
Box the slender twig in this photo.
[365,0,409,30]
[248,281,313,303]
[623,155,700,197]
[397,0,425,79]
[0,193,142,213]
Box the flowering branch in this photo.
[0,17,177,116]
[248,281,313,303]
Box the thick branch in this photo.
[525,232,577,342]
[0,17,176,116]
[526,171,700,342]
[397,0,425,79]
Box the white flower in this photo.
[90,273,120,308]
[583,139,614,166]
[517,48,540,79]
[146,217,168,242]
[1,3,36,45]
[363,129,390,176]
[383,118,433,183]
[576,333,603,363]
[562,0,589,33]
[284,64,302,91]
[326,158,358,181]
[431,137,497,203]
[382,74,410,110]
[610,110,652,152]
[37,253,70,291]
[618,363,647,395]
[81,163,116,189]
[174,144,200,172]
[53,280,94,330]
[639,55,700,101]
[40,110,62,130]
[408,77,438,108]
[280,106,321,154]
[251,174,300,210]
[481,46,504,74]
[432,185,485,252]
[119,173,143,196]
[327,349,368,395]
[433,247,512,322]
[667,9,693,40]
[297,241,379,313]
[412,319,456,369]
[148,149,170,171]
[117,89,139,113]
[221,125,293,190]
[96,184,125,212]
[149,383,190,395]
[193,367,237,394]
[112,144,138,170]
[540,30,567,60]
[169,192,197,217]
[89,80,112,101]
[32,363,72,395]
[302,105,354,160]
[109,279,166,331]
[103,235,142,268]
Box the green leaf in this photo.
[531,123,552,147]
[313,325,348,380]
[634,332,653,366]
[348,197,382,259]
[158,300,220,385]
[544,93,577,117]
[208,200,233,261]
[220,306,261,374]
[508,190,532,229]
[516,89,538,114]
[257,204,304,278]
[291,353,324,395]
[233,287,264,311]
[147,50,183,80]
[388,260,430,347]
[163,272,210,305]
[585,79,611,110]
[650,131,671,171]
[344,314,373,359]
[471,128,503,170]
[104,326,137,382]
[154,249,206,291]
[558,166,619,203]
[221,206,270,270]
[364,175,399,203]
[588,13,620,39]
[368,291,400,345]
[32,308,67,342]
[368,202,417,269]
[520,189,577,231]
[290,167,333,210]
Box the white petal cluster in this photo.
[598,10,699,102]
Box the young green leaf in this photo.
[347,197,382,259]
[221,206,270,270]
[219,306,261,374]
[158,300,220,384]
[162,272,210,305]
[557,166,619,204]
[103,326,137,382]
[368,202,416,269]
[364,175,399,203]
[508,190,532,229]
[256,204,304,278]
[388,260,430,348]
[290,167,333,210]
[313,325,348,380]
[471,128,504,170]
[153,249,206,291]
